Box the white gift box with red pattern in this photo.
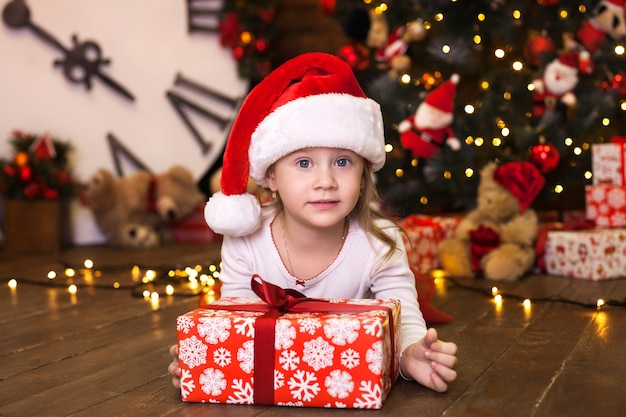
[585,185,626,227]
[591,143,626,185]
[544,228,626,280]
[399,215,461,274]
[176,284,400,408]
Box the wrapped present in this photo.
[399,215,461,274]
[544,228,626,280]
[591,143,626,185]
[177,276,400,408]
[169,205,222,243]
[585,185,626,227]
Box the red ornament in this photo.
[319,0,336,15]
[258,8,276,24]
[537,0,559,6]
[529,143,560,173]
[255,37,269,54]
[233,46,245,61]
[524,33,556,67]
[18,165,32,182]
[337,43,370,71]
[219,12,242,48]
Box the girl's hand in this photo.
[400,328,458,392]
[168,344,181,389]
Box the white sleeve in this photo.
[369,228,427,353]
[218,235,258,298]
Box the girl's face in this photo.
[266,147,364,230]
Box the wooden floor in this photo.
[1,242,625,417]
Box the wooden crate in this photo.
[2,199,70,254]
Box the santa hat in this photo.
[423,74,459,113]
[493,161,545,213]
[556,51,580,71]
[602,0,626,10]
[204,52,385,237]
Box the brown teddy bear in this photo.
[437,161,545,281]
[83,165,204,248]
[156,165,205,222]
[83,168,161,248]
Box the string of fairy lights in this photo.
[3,258,625,311]
[4,258,223,309]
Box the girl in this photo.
[169,52,457,393]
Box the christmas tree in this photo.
[332,0,626,217]
[220,0,626,218]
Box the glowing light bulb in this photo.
[491,287,499,296]
[47,271,57,280]
[8,279,17,289]
[84,259,94,269]
[597,299,605,308]
[166,285,175,296]
[68,284,78,294]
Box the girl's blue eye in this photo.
[297,159,310,168]
[336,157,350,167]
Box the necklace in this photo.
[281,218,348,283]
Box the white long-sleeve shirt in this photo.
[218,209,427,353]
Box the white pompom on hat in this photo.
[204,52,386,237]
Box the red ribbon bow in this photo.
[202,275,397,405]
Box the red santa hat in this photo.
[493,161,545,213]
[423,74,459,114]
[557,51,580,70]
[204,52,385,236]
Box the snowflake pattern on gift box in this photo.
[177,297,400,408]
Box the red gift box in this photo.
[169,205,222,243]
[585,185,626,227]
[399,215,461,274]
[545,228,626,280]
[177,276,400,408]
[591,143,626,185]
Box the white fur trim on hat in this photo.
[248,93,385,187]
[204,192,261,236]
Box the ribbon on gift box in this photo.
[201,275,397,405]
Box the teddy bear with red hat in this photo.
[397,74,462,160]
[437,161,545,281]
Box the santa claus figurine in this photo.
[531,51,584,121]
[398,74,461,160]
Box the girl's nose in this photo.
[314,166,338,189]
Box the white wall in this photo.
[0,0,248,244]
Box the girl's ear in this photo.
[266,168,277,191]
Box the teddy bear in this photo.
[437,161,545,281]
[83,165,204,248]
[83,168,162,248]
[397,74,462,160]
[155,165,205,222]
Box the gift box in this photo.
[585,185,626,227]
[399,215,461,274]
[169,205,222,243]
[591,143,626,185]
[544,228,626,280]
[177,277,400,408]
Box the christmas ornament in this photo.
[397,74,462,159]
[523,32,556,67]
[529,143,560,173]
[537,0,560,5]
[337,43,370,71]
[319,0,336,15]
[531,51,582,120]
